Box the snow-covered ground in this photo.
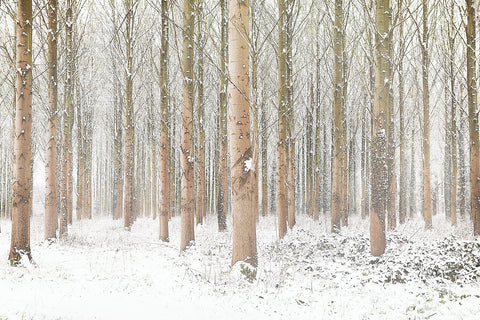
[0,212,479,320]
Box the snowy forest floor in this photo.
[1,211,480,320]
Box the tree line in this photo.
[0,0,479,268]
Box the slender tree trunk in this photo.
[398,8,406,224]
[196,0,206,225]
[159,0,170,241]
[277,0,288,238]
[180,0,195,251]
[286,1,295,229]
[217,0,228,232]
[370,0,389,256]
[261,101,268,216]
[331,0,345,232]
[76,100,84,220]
[229,0,257,267]
[251,0,260,220]
[124,0,135,230]
[9,0,33,263]
[421,1,432,229]
[449,3,457,226]
[387,17,396,230]
[409,129,416,218]
[466,0,480,235]
[45,0,58,240]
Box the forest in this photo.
[1,0,480,319]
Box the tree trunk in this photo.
[10,0,33,263]
[229,0,257,267]
[449,2,457,226]
[331,0,345,232]
[466,0,480,235]
[180,0,195,251]
[421,1,432,229]
[370,0,389,256]
[409,129,416,218]
[159,0,170,241]
[196,0,206,225]
[398,8,406,224]
[277,0,288,238]
[387,16,396,230]
[286,1,295,229]
[45,0,58,241]
[124,0,135,230]
[217,0,228,232]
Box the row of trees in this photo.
[1,0,480,267]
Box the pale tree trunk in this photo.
[331,0,345,232]
[251,0,260,219]
[85,111,93,220]
[159,0,170,242]
[466,0,480,236]
[409,128,416,218]
[76,99,84,220]
[124,0,135,230]
[313,56,321,221]
[9,0,33,263]
[229,0,257,267]
[180,0,195,251]
[458,118,467,217]
[421,1,432,229]
[286,1,295,229]
[217,0,228,232]
[113,80,123,220]
[261,101,268,216]
[152,149,157,220]
[277,0,288,238]
[45,0,58,240]
[398,6,406,224]
[65,0,75,225]
[370,0,389,256]
[386,14,396,230]
[196,0,206,225]
[449,1,457,226]
[307,83,314,218]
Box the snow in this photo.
[244,157,252,172]
[0,213,479,319]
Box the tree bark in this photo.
[159,0,170,241]
[421,1,432,229]
[9,0,33,263]
[124,0,135,230]
[45,0,58,240]
[332,0,345,232]
[196,0,206,225]
[229,0,257,267]
[277,0,288,238]
[370,0,389,256]
[217,0,228,232]
[466,0,480,235]
[180,0,195,251]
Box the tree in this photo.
[159,0,170,242]
[331,0,346,232]
[44,0,58,240]
[277,0,288,239]
[229,0,257,267]
[180,0,195,251]
[124,0,136,230]
[370,0,390,256]
[9,0,33,264]
[196,0,206,225]
[466,0,480,236]
[217,0,228,232]
[421,0,432,229]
